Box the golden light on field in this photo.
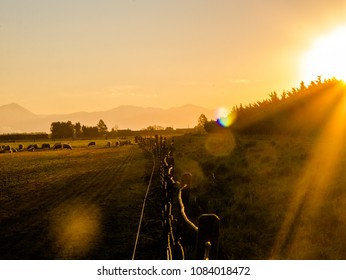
[204,131,236,157]
[50,203,101,259]
[301,26,346,82]
[271,83,346,259]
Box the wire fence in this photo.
[140,135,220,260]
[131,150,156,260]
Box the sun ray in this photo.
[271,84,346,259]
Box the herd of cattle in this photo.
[0,139,132,154]
[0,143,73,153]
[87,139,132,147]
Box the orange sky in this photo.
[1,0,346,115]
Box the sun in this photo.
[301,25,346,82]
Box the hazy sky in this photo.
[1,0,346,115]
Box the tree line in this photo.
[50,121,178,139]
[203,77,345,135]
[50,119,109,139]
[0,121,193,141]
[0,133,49,142]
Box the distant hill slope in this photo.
[0,103,38,122]
[0,103,214,133]
[0,103,40,133]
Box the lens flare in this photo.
[215,107,236,128]
[50,203,101,259]
[204,131,236,157]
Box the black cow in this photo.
[88,141,96,147]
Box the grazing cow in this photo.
[88,141,96,147]
[53,143,62,150]
[41,143,51,149]
[63,143,72,150]
[18,144,24,150]
[27,144,38,150]
[4,145,11,152]
[1,145,16,153]
[53,143,72,150]
[106,141,111,147]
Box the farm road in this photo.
[0,145,157,259]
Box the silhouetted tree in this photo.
[74,122,82,138]
[146,125,164,131]
[204,77,343,135]
[204,120,226,133]
[82,125,98,138]
[269,91,280,103]
[0,133,48,141]
[197,114,208,128]
[50,121,74,139]
[300,81,307,91]
[97,119,108,134]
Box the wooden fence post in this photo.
[166,156,174,204]
[196,214,220,260]
[175,173,192,259]
[180,173,192,216]
[150,135,221,260]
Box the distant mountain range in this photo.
[0,103,214,133]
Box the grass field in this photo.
[0,138,132,150]
[0,142,160,259]
[172,132,346,259]
[2,133,346,260]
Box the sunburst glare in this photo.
[301,26,346,82]
[271,84,346,259]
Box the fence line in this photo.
[141,135,220,260]
[131,151,156,260]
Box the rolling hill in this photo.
[0,103,214,133]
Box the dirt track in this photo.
[0,145,155,259]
